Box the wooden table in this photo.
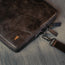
[0,0,65,65]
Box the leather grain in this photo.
[0,0,57,51]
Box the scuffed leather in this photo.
[0,0,56,50]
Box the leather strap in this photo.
[51,38,65,53]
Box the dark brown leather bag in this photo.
[0,0,57,52]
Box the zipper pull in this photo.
[49,22,62,29]
[48,28,58,36]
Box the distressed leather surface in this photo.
[0,0,56,51]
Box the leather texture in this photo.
[51,39,65,53]
[0,0,57,52]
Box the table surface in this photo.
[0,0,65,65]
